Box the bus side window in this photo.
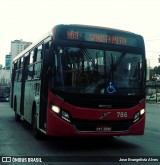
[20,57,24,81]
[17,59,22,81]
[15,60,19,81]
[14,61,18,81]
[23,54,29,80]
[12,62,16,82]
[34,45,42,79]
[27,51,34,80]
[21,57,24,68]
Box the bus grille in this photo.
[66,97,139,109]
[73,119,133,132]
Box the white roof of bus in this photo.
[13,30,52,62]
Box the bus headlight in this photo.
[133,109,145,123]
[51,105,60,114]
[140,109,145,115]
[51,105,71,123]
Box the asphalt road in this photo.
[0,102,160,165]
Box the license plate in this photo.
[96,126,112,132]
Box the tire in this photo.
[32,111,43,139]
[14,98,21,121]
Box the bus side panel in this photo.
[23,80,41,125]
[23,81,31,123]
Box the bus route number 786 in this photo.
[117,112,128,118]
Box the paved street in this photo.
[0,102,160,165]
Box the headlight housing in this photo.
[51,105,71,123]
[133,109,145,123]
[61,110,71,122]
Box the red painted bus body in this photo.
[46,91,145,136]
[11,24,146,138]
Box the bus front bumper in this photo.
[46,110,145,136]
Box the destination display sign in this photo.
[67,30,128,46]
[56,25,142,48]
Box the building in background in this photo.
[10,39,32,65]
[0,39,32,88]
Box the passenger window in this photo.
[29,51,34,64]
[17,58,22,81]
[14,61,18,81]
[34,45,42,79]
[21,57,24,68]
[37,45,42,61]
[18,59,21,69]
[27,52,34,80]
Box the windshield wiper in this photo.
[80,49,97,70]
[109,52,126,79]
[105,52,126,93]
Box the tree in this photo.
[153,66,160,74]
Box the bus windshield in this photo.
[51,46,144,96]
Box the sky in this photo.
[0,0,160,68]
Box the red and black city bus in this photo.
[10,24,146,138]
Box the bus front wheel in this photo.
[32,111,43,139]
[14,98,20,121]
